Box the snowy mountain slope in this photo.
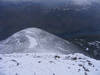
[0,28,99,75]
[0,28,86,55]
[0,53,100,75]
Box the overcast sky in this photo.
[1,0,99,3]
[0,0,100,7]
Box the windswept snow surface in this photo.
[0,28,86,55]
[25,35,38,48]
[0,53,100,75]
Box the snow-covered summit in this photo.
[0,28,84,54]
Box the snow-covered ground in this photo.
[0,53,100,75]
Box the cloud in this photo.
[1,0,100,5]
[72,0,100,5]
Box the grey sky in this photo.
[1,0,100,4]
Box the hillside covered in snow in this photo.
[0,28,86,54]
[0,28,100,75]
